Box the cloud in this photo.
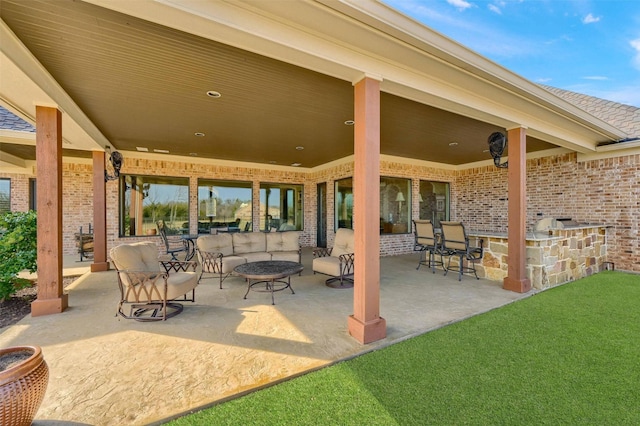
[446,0,472,11]
[582,13,600,24]
[488,4,502,14]
[631,38,640,70]
[536,78,552,83]
[583,76,609,81]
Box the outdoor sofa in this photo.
[196,231,302,288]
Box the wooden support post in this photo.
[503,126,532,293]
[31,106,69,316]
[91,151,109,272]
[347,76,386,344]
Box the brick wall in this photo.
[456,152,640,273]
[4,150,639,272]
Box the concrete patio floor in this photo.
[1,249,529,425]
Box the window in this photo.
[0,179,9,215]
[418,180,450,228]
[335,178,353,230]
[120,175,189,237]
[381,177,411,234]
[29,178,36,211]
[259,183,303,231]
[197,179,252,233]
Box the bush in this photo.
[0,211,37,301]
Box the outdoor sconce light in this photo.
[104,146,123,182]
[487,132,508,168]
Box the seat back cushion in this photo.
[414,219,437,246]
[233,232,266,255]
[266,231,301,253]
[197,233,234,256]
[332,228,354,257]
[441,221,467,251]
[110,242,160,272]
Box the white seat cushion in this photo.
[312,256,342,276]
[270,251,300,262]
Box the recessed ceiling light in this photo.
[136,147,149,152]
[448,142,459,147]
[291,163,302,167]
[482,149,490,153]
[206,90,221,98]
[190,153,198,156]
[194,132,205,137]
[344,120,355,126]
[154,149,170,154]
[295,146,304,150]
[269,160,277,164]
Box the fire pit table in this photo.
[234,260,303,305]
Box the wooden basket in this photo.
[0,345,49,426]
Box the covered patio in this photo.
[2,0,628,347]
[2,250,527,425]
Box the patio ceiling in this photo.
[0,0,624,169]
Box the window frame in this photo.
[197,179,253,234]
[118,174,190,237]
[418,179,450,228]
[259,182,304,232]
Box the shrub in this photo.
[0,211,37,301]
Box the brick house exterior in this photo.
[2,140,638,273]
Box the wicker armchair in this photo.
[110,241,200,321]
[312,228,355,288]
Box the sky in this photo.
[383,0,640,107]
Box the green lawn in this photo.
[168,271,640,425]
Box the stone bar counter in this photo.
[466,224,609,290]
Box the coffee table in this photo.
[234,260,303,305]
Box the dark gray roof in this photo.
[0,105,35,132]
[540,85,640,139]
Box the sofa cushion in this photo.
[232,232,266,255]
[332,228,354,257]
[242,252,273,263]
[110,242,160,272]
[197,234,234,257]
[270,251,300,262]
[266,231,301,252]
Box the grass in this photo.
[168,271,640,425]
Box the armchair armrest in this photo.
[160,259,198,273]
[338,252,355,276]
[116,270,169,303]
[313,247,332,258]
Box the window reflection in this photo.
[198,179,252,233]
[0,179,10,215]
[335,178,353,230]
[418,180,450,228]
[380,177,411,234]
[259,183,303,231]
[120,175,189,237]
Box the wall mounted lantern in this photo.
[487,132,508,168]
[104,146,123,182]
